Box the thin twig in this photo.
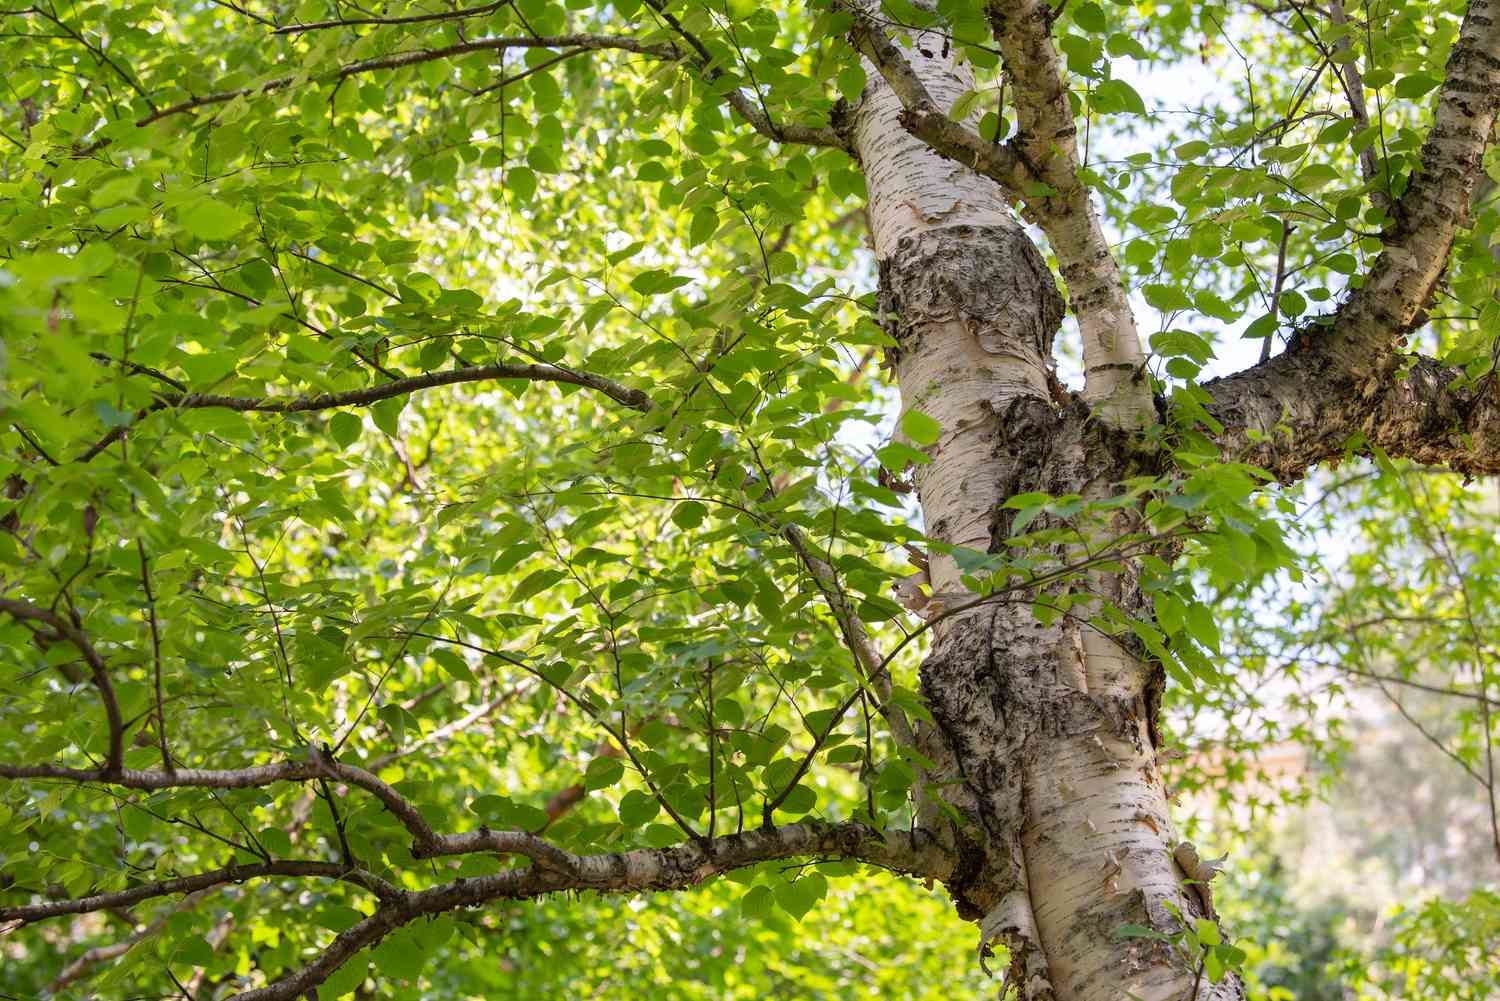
[275,0,510,33]
[136,540,172,772]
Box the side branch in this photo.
[0,598,123,775]
[156,363,654,415]
[780,525,915,750]
[845,8,1027,189]
[0,861,397,925]
[274,1,510,33]
[226,821,953,1001]
[74,362,652,463]
[643,0,848,149]
[1205,0,1500,480]
[0,758,440,852]
[1204,349,1500,480]
[135,34,679,129]
[983,0,1153,426]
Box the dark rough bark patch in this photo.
[876,223,1064,363]
[988,396,1065,543]
[1204,342,1500,482]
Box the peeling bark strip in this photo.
[849,13,1237,1001]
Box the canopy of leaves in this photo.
[0,0,1496,999]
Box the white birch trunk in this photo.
[850,23,1242,1001]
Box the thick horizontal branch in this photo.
[0,754,594,874]
[0,860,396,925]
[412,829,580,873]
[0,598,123,775]
[1204,349,1500,480]
[135,34,678,128]
[227,821,953,1001]
[1205,0,1500,480]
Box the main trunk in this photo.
[850,29,1243,1001]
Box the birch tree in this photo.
[1,1,1498,1000]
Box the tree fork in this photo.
[849,14,1240,1001]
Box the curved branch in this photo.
[134,34,679,129]
[845,8,1025,190]
[226,821,953,1001]
[643,0,848,149]
[1203,0,1500,481]
[73,362,653,463]
[983,0,1153,426]
[0,757,443,851]
[0,598,123,776]
[0,861,396,925]
[48,890,211,993]
[780,524,915,750]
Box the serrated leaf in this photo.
[949,88,983,122]
[180,199,250,241]
[329,412,362,448]
[689,206,719,248]
[513,569,565,603]
[901,409,941,446]
[671,500,708,529]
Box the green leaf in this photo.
[901,409,942,446]
[689,206,719,248]
[329,412,362,448]
[320,958,369,999]
[739,884,774,918]
[672,500,708,529]
[1393,75,1440,99]
[1143,284,1193,311]
[774,873,828,921]
[431,647,475,683]
[370,397,406,437]
[507,166,538,201]
[180,199,250,240]
[1093,79,1147,116]
[513,569,565,603]
[584,756,625,790]
[949,88,983,122]
[837,64,866,103]
[630,270,693,295]
[618,789,660,827]
[1073,2,1107,32]
[1185,600,1221,653]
